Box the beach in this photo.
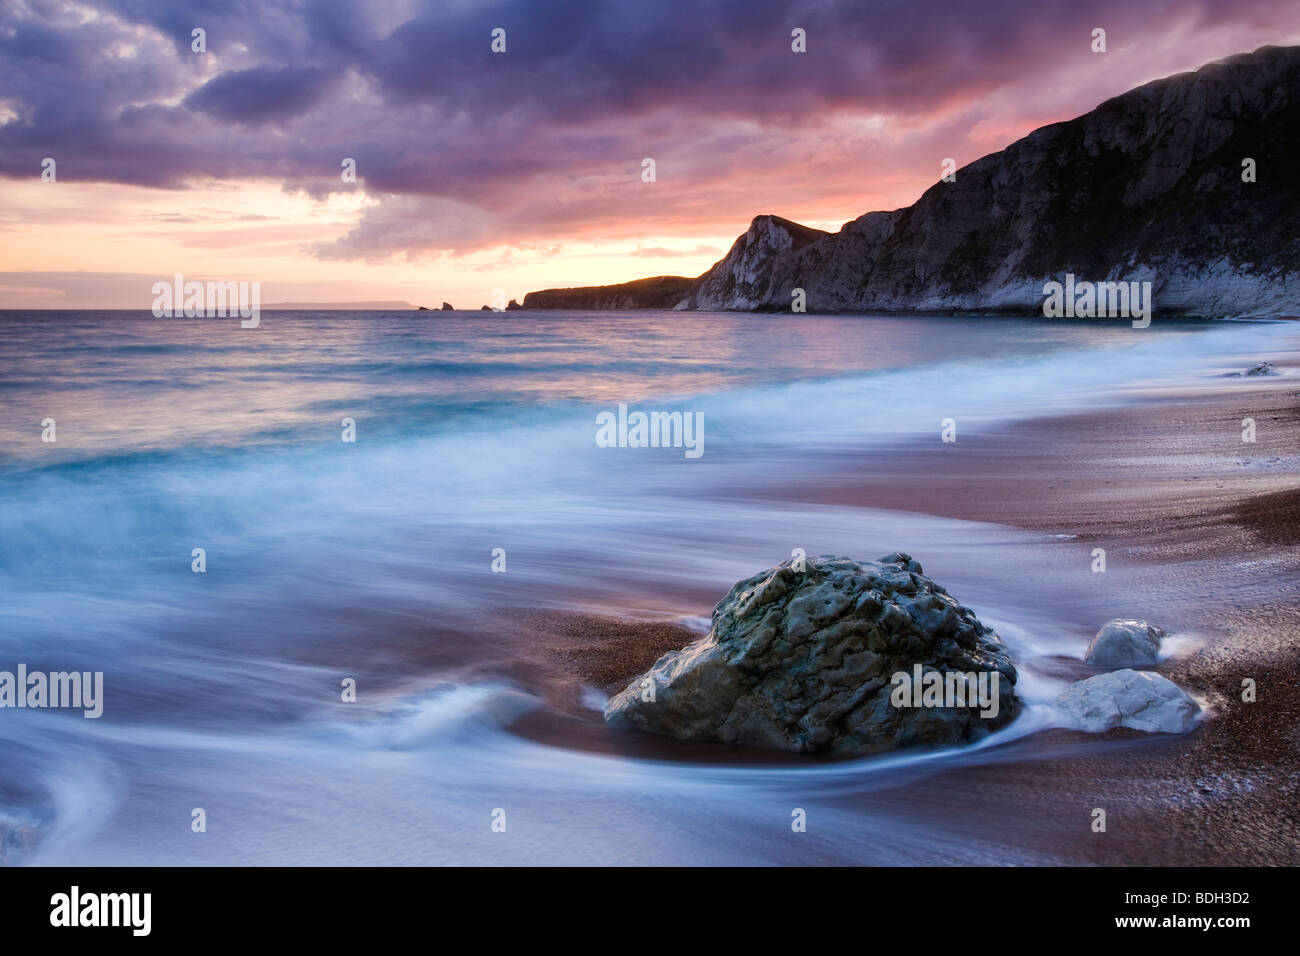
[818,380,1300,864]
[2,310,1297,866]
[519,363,1300,863]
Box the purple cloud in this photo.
[2,0,1298,257]
[185,65,340,126]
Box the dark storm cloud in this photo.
[1,0,1297,254]
[184,65,340,125]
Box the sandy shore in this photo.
[500,350,1300,865]
[793,382,1300,864]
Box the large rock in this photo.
[1052,669,1200,733]
[604,553,1019,755]
[1084,619,1165,666]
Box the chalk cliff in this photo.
[527,45,1300,318]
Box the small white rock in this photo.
[1053,669,1200,734]
[1084,618,1165,666]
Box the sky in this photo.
[2,0,1299,309]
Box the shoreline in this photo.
[506,356,1300,864]
[5,315,1298,866]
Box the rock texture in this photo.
[1084,619,1165,666]
[604,553,1019,755]
[528,46,1300,318]
[1053,669,1201,733]
[688,216,830,310]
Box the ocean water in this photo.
[0,309,1293,865]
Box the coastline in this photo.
[510,349,1300,864]
[6,313,1298,866]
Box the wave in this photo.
[1,314,1294,864]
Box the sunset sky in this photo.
[2,0,1299,309]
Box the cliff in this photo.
[522,275,697,310]
[526,45,1300,318]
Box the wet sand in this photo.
[810,382,1300,864]
[503,369,1300,864]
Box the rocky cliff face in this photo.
[531,45,1300,318]
[688,215,830,310]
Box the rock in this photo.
[1084,618,1165,665]
[479,305,492,310]
[1052,669,1200,733]
[604,553,1019,755]
[440,302,454,311]
[687,215,831,311]
[416,305,431,311]
[1228,360,1277,376]
[505,299,523,311]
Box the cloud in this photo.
[184,65,341,126]
[1,0,1298,262]
[630,245,723,258]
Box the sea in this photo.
[0,309,1293,864]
